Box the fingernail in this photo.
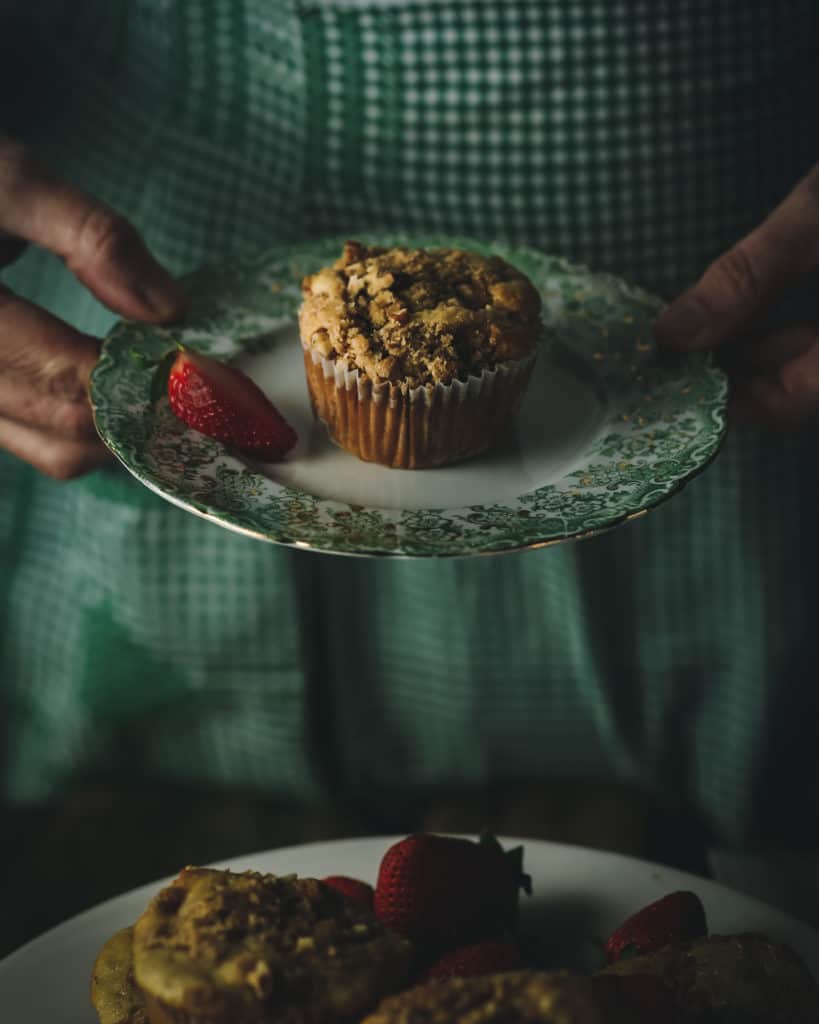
[654,299,708,349]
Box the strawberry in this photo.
[423,940,520,981]
[604,890,707,964]
[159,346,296,460]
[321,876,374,909]
[373,832,531,948]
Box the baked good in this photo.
[121,866,412,1024]
[298,241,542,468]
[91,927,148,1024]
[361,970,626,1024]
[600,932,819,1023]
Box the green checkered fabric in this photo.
[1,0,818,848]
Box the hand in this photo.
[655,163,819,427]
[0,136,186,478]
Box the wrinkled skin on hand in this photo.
[0,135,186,479]
[655,162,819,429]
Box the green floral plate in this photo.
[90,235,728,558]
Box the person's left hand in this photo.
[655,163,819,427]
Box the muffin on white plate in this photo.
[91,866,413,1024]
[299,241,542,469]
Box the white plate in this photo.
[239,328,606,512]
[2,836,817,1022]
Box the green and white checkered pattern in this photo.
[1,0,819,848]
[300,0,814,297]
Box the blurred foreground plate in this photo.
[2,835,817,1024]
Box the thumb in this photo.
[655,164,819,351]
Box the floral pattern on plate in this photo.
[90,235,728,557]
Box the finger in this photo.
[0,416,111,480]
[717,324,817,379]
[656,164,819,350]
[0,137,186,322]
[732,329,819,427]
[0,284,100,438]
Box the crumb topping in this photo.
[132,867,412,1017]
[602,934,819,1022]
[362,971,617,1024]
[299,241,542,388]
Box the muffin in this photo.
[601,933,819,1023]
[298,241,542,469]
[121,866,413,1024]
[91,927,148,1024]
[361,970,627,1024]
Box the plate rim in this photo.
[2,834,818,976]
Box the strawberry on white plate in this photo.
[158,346,297,460]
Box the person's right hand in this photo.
[0,136,186,479]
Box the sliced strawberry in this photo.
[374,832,531,948]
[163,347,296,460]
[605,890,707,964]
[423,940,520,981]
[321,876,374,909]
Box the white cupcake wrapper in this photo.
[304,342,537,408]
[302,341,539,469]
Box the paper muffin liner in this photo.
[302,343,538,469]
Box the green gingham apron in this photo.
[1,1,818,849]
